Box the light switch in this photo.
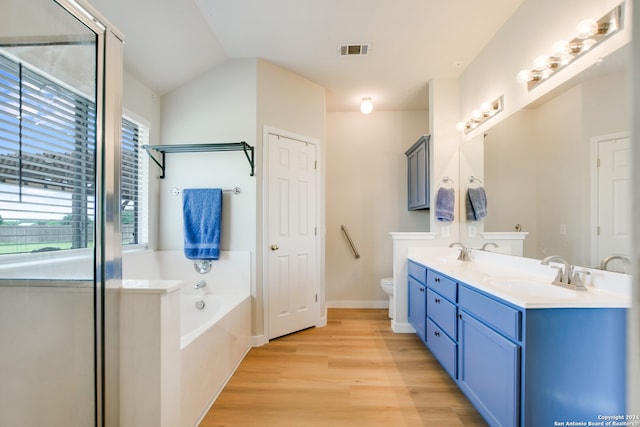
[560,224,567,235]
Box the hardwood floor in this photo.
[200,309,488,427]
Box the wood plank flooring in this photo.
[200,309,488,427]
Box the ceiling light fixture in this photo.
[517,3,623,90]
[456,96,504,134]
[360,98,373,114]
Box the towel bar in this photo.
[171,187,241,196]
[341,225,360,259]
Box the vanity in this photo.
[407,249,629,427]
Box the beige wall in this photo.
[158,58,326,339]
[326,110,428,306]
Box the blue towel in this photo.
[435,187,455,222]
[182,188,222,260]
[466,187,488,221]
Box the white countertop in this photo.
[408,248,631,309]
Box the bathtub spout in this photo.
[194,280,207,290]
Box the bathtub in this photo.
[120,250,251,427]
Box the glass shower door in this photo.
[0,1,112,426]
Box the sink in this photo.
[482,277,579,299]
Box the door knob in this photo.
[270,244,279,251]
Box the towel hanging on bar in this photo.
[434,187,455,222]
[182,188,222,260]
[466,186,488,221]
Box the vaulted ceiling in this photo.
[89,0,525,112]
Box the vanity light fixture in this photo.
[456,95,504,134]
[517,3,623,90]
[360,97,373,114]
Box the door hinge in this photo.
[597,158,601,167]
[314,160,317,170]
[315,293,318,302]
[597,226,601,236]
[314,226,317,236]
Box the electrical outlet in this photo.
[468,225,477,237]
[560,224,567,236]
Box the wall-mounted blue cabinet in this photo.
[407,260,627,427]
[405,135,430,210]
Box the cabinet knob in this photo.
[435,277,440,283]
[270,244,279,251]
[435,298,440,304]
[434,331,440,337]
[458,314,462,319]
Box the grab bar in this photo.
[341,225,360,259]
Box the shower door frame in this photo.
[51,1,124,426]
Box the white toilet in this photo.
[380,277,394,318]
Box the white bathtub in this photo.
[121,250,251,427]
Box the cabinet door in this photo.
[406,135,430,210]
[408,277,426,342]
[458,312,520,427]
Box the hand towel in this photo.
[466,187,488,221]
[435,187,455,222]
[182,188,222,260]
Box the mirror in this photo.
[461,43,631,273]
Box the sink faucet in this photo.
[194,280,207,290]
[481,242,498,251]
[541,255,572,284]
[599,255,630,272]
[449,242,471,261]
[540,256,588,291]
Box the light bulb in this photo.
[360,98,373,114]
[517,69,532,84]
[552,40,569,57]
[456,122,467,132]
[533,55,549,71]
[479,102,492,115]
[576,19,598,39]
[471,110,483,120]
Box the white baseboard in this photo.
[392,321,416,334]
[326,300,389,309]
[251,334,268,347]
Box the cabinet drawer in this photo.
[427,288,456,340]
[408,261,427,283]
[458,285,521,342]
[426,318,457,379]
[427,270,457,302]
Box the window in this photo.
[0,53,147,255]
[121,117,148,246]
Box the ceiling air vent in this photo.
[339,43,370,56]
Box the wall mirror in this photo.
[460,43,631,273]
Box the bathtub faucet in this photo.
[194,280,207,290]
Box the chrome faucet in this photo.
[540,256,588,291]
[449,242,472,261]
[194,280,207,290]
[599,255,630,272]
[481,242,498,251]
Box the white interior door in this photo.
[596,135,631,272]
[267,132,319,339]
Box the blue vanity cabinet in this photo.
[407,261,427,343]
[457,285,521,427]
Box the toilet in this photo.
[380,277,394,318]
